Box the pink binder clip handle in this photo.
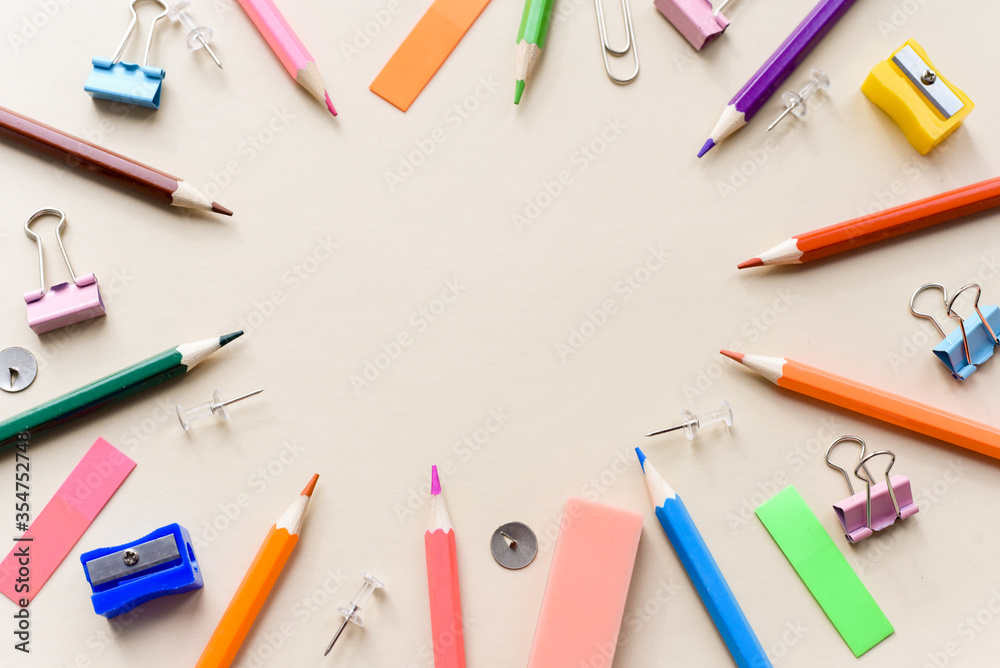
[23,209,106,335]
[826,437,918,544]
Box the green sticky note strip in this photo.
[755,486,893,657]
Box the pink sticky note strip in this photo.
[0,438,135,604]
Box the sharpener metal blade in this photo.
[86,535,181,586]
[892,45,964,119]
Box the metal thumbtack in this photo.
[768,68,831,131]
[491,522,538,570]
[325,573,384,656]
[176,388,263,430]
[646,400,733,440]
[167,2,222,68]
[0,348,38,393]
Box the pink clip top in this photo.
[654,0,730,50]
[23,209,106,335]
[834,474,918,543]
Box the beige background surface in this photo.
[2,0,1000,666]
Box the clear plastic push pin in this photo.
[325,573,384,656]
[645,400,733,440]
[767,68,831,131]
[167,2,222,68]
[176,388,262,430]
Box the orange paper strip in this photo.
[370,0,492,111]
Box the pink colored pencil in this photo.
[424,466,466,668]
[236,0,337,116]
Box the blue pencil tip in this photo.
[697,139,715,158]
[635,447,647,470]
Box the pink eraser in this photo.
[653,0,729,51]
[528,498,644,668]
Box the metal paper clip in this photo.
[594,0,639,84]
[910,282,1000,381]
[825,436,918,544]
[653,0,732,51]
[23,209,106,335]
[85,0,169,108]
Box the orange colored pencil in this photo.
[425,465,466,668]
[196,474,318,668]
[738,176,1000,268]
[721,350,1000,458]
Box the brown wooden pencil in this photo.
[0,105,232,216]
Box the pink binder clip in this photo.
[825,437,918,544]
[653,0,731,51]
[23,209,106,335]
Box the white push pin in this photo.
[325,573,384,656]
[167,2,222,68]
[176,388,262,430]
[767,68,830,131]
[646,400,733,440]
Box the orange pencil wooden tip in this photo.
[302,473,319,496]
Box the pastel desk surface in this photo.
[1,0,999,666]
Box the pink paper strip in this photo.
[0,438,135,604]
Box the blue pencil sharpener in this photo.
[80,523,203,618]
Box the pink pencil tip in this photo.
[431,465,441,495]
[737,257,763,270]
[720,350,745,363]
[325,92,337,116]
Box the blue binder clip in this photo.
[85,0,168,109]
[910,282,1000,381]
[80,523,203,618]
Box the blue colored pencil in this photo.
[636,447,771,668]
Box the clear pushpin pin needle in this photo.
[768,68,830,131]
[325,573,384,656]
[500,532,517,549]
[177,388,263,430]
[168,2,223,68]
[9,368,17,389]
[646,400,734,440]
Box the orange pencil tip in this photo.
[737,258,763,269]
[301,473,319,497]
[720,350,745,363]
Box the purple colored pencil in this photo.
[697,0,859,157]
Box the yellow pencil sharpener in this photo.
[861,39,973,155]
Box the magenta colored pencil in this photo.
[698,0,859,157]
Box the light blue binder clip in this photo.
[85,0,169,109]
[910,283,1000,381]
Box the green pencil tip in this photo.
[219,331,244,347]
[514,80,525,105]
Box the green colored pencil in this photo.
[515,0,555,104]
[0,331,243,450]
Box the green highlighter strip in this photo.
[755,486,894,657]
